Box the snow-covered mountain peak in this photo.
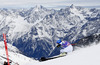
[69,4,78,12]
[35,5,43,9]
[32,5,47,12]
[70,4,75,9]
[68,4,85,20]
[34,5,42,12]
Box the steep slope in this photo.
[64,7,100,42]
[0,9,32,42]
[0,41,36,65]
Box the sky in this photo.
[0,0,100,9]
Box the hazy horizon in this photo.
[0,0,100,9]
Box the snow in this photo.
[70,6,85,20]
[0,41,100,65]
[8,15,32,40]
[34,5,42,12]
[25,42,100,65]
[12,16,31,32]
[0,41,36,65]
[36,43,100,65]
[0,5,100,65]
[82,29,87,36]
[0,15,3,20]
[83,8,93,16]
[33,18,43,26]
[36,23,52,38]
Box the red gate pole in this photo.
[3,33,10,65]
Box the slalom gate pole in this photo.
[3,33,10,65]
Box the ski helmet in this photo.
[56,39,62,44]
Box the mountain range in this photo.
[0,4,100,59]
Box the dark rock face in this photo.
[74,33,100,47]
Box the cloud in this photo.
[0,0,100,8]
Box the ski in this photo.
[39,52,67,62]
[0,55,13,63]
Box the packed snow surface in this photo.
[31,42,100,65]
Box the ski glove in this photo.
[57,44,61,47]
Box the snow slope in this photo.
[26,42,100,65]
[0,41,100,65]
[0,41,36,65]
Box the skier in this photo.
[56,39,73,55]
[39,39,74,61]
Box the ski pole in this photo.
[3,33,10,65]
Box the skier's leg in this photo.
[60,45,73,56]
[63,45,73,53]
[60,49,67,56]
